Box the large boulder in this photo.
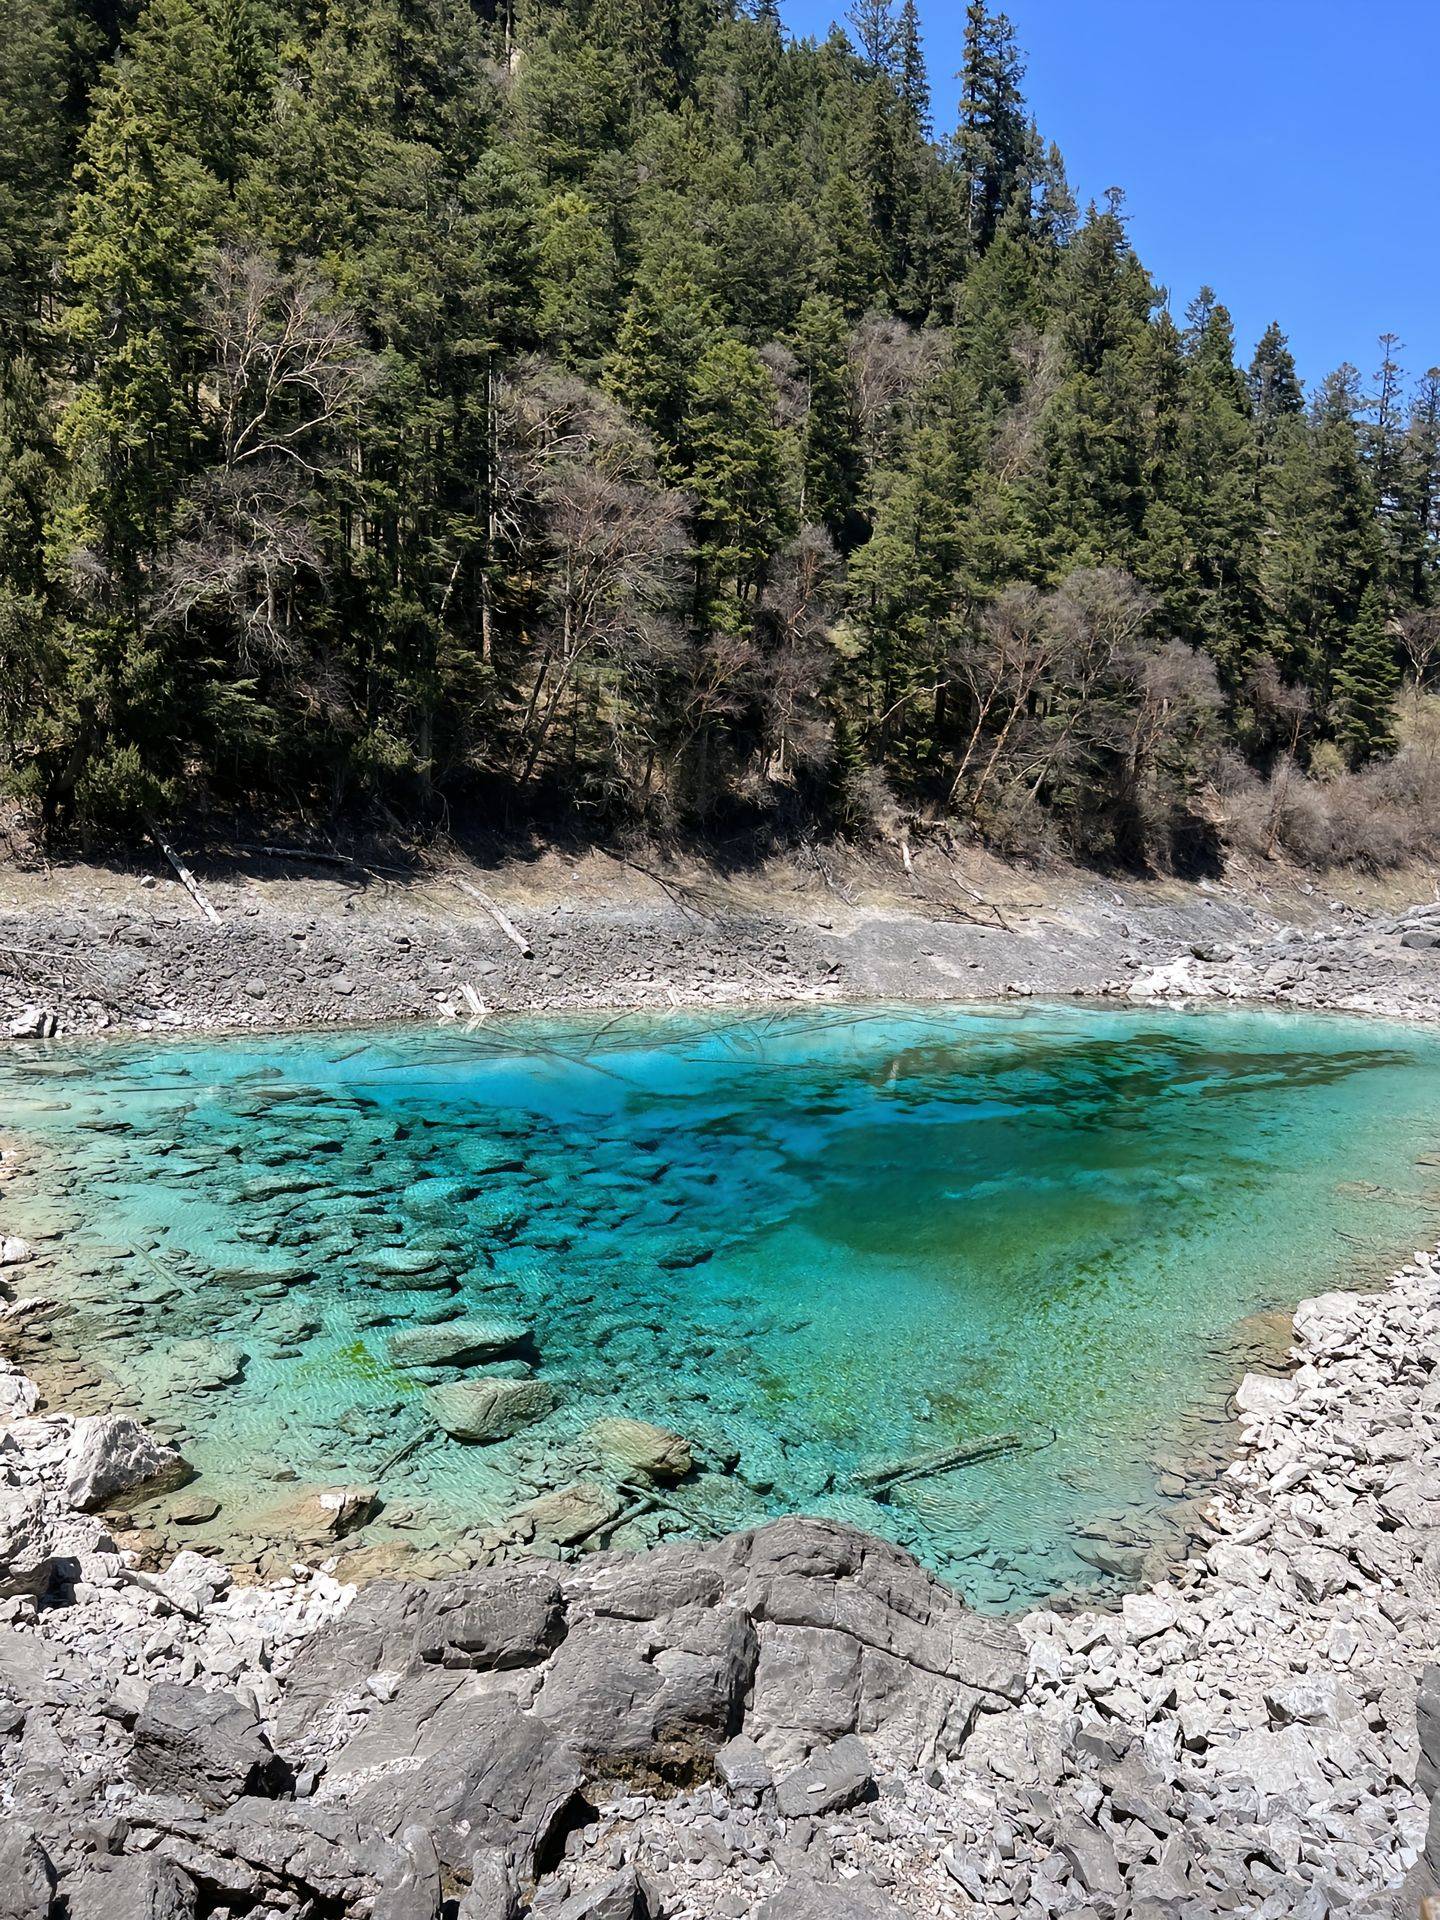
[425,1378,556,1442]
[318,1681,584,1879]
[721,1517,1026,1769]
[63,1856,198,1920]
[773,1733,875,1818]
[130,1681,292,1810]
[533,1588,758,1784]
[64,1415,187,1512]
[0,1824,56,1920]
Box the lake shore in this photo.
[3,860,1440,1919]
[4,842,1440,1039]
[0,1227,1438,1917]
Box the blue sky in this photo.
[779,0,1438,395]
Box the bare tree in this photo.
[847,316,946,469]
[155,249,379,662]
[499,366,686,794]
[1398,607,1440,687]
[202,247,377,476]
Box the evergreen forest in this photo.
[3,0,1438,868]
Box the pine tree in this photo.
[1333,583,1399,764]
[956,0,1030,255]
[535,190,621,366]
[605,263,720,476]
[790,294,861,542]
[0,0,74,351]
[1247,321,1304,455]
[685,337,791,627]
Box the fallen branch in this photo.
[374,1423,437,1483]
[234,843,357,867]
[145,818,220,926]
[568,1489,657,1551]
[446,873,533,958]
[615,1478,725,1539]
[850,1432,1023,1497]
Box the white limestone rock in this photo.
[64,1414,187,1512]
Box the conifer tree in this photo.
[790,294,861,542]
[1333,582,1399,765]
[686,337,791,626]
[605,264,720,477]
[956,0,1030,254]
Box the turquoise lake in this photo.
[4,1001,1440,1608]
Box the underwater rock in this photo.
[402,1177,480,1222]
[425,1377,557,1442]
[519,1481,620,1547]
[358,1247,451,1278]
[260,1484,378,1543]
[588,1417,692,1484]
[387,1317,530,1369]
[0,1237,34,1266]
[165,1338,248,1393]
[63,1414,187,1512]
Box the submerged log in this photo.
[849,1432,1023,1496]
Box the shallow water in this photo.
[5,1001,1440,1607]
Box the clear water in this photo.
[4,1002,1439,1608]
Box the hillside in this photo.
[1,0,1437,877]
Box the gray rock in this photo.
[551,1869,660,1920]
[130,1681,291,1809]
[425,1378,557,1442]
[64,1415,187,1511]
[372,1825,442,1920]
[532,1593,757,1781]
[457,1845,520,1920]
[0,1486,61,1598]
[387,1318,531,1369]
[755,1880,905,1920]
[324,1687,583,1878]
[774,1733,875,1818]
[0,1824,56,1920]
[418,1563,568,1671]
[1419,1663,1440,1800]
[64,1857,198,1920]
[1057,1822,1124,1904]
[715,1733,773,1802]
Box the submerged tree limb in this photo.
[850,1432,1025,1497]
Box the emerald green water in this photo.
[4,1002,1440,1608]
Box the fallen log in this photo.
[145,817,220,926]
[446,872,533,958]
[234,842,356,867]
[374,1423,437,1483]
[850,1432,1023,1496]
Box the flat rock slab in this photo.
[425,1378,557,1442]
[387,1318,530,1369]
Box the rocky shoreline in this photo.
[3,849,1440,1038]
[2,1223,1440,1919]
